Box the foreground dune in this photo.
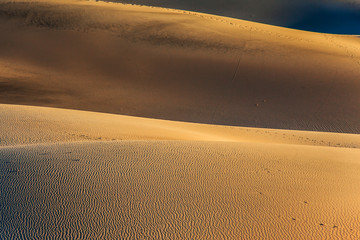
[1,104,360,239]
[1,0,360,133]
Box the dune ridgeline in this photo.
[109,0,360,34]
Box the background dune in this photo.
[1,0,360,133]
[1,104,360,239]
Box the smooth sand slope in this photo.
[1,0,360,133]
[1,104,360,239]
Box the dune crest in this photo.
[1,104,360,149]
[107,0,360,34]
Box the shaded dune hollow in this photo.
[0,0,360,133]
[1,104,360,239]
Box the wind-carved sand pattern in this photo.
[1,141,360,239]
[1,0,360,239]
[1,104,360,239]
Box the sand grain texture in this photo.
[1,0,360,239]
[1,104,360,239]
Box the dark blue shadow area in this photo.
[109,0,360,34]
[287,3,360,34]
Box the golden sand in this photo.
[1,0,360,132]
[1,104,360,239]
[1,0,360,239]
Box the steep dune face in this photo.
[1,0,360,134]
[109,0,360,34]
[1,104,360,239]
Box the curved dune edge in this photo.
[1,104,360,239]
[1,104,360,148]
[1,0,360,133]
[101,0,360,35]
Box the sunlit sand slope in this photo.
[1,104,360,148]
[1,0,360,133]
[1,142,360,239]
[1,104,360,239]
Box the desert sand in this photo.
[1,0,360,133]
[1,104,360,239]
[1,0,360,239]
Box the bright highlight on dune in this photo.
[1,104,360,239]
[1,0,360,239]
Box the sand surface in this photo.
[1,1,360,239]
[1,104,360,148]
[1,104,360,239]
[1,0,360,133]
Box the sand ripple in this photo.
[1,141,360,239]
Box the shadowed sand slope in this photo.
[1,104,360,239]
[0,0,360,133]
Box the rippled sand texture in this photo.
[1,0,360,132]
[1,0,360,239]
[1,104,360,239]
[2,142,360,239]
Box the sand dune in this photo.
[1,0,360,133]
[1,104,360,148]
[1,1,360,239]
[1,104,360,239]
[2,141,360,239]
